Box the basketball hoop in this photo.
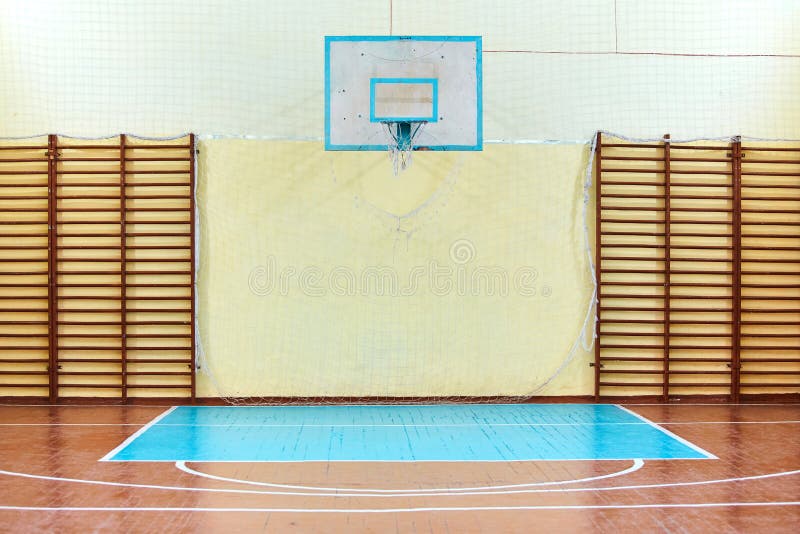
[383,120,426,175]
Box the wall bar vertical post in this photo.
[594,131,602,401]
[189,134,197,402]
[120,135,128,402]
[731,136,742,402]
[662,134,671,402]
[46,135,58,403]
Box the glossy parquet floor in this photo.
[0,403,798,533]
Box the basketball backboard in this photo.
[325,36,482,151]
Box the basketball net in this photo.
[383,121,426,175]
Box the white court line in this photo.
[122,420,800,427]
[0,404,177,408]
[0,502,798,513]
[0,424,158,427]
[0,423,670,428]
[0,403,798,408]
[0,465,798,499]
[175,459,644,493]
[108,457,707,464]
[615,405,718,460]
[659,421,800,425]
[98,407,177,462]
[2,420,799,427]
[622,403,800,406]
[162,403,690,408]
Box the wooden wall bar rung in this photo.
[0,145,49,150]
[602,170,665,176]
[741,146,800,151]
[601,180,665,186]
[124,182,191,187]
[126,358,193,363]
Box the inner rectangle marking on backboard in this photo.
[369,78,438,123]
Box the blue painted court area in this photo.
[104,404,715,462]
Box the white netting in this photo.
[1,0,798,140]
[2,1,798,402]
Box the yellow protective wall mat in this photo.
[195,141,595,398]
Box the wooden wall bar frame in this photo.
[47,134,58,403]
[731,136,743,402]
[120,134,128,401]
[663,134,671,402]
[593,132,602,401]
[595,132,800,400]
[0,135,196,402]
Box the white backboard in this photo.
[325,36,482,151]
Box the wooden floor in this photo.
[0,403,798,533]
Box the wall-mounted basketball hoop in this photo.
[325,36,482,174]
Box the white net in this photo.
[1,0,798,402]
[383,121,426,175]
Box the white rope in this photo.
[5,131,800,144]
[598,130,737,144]
[485,138,590,145]
[739,135,800,143]
[192,140,206,386]
[0,132,192,141]
[594,130,800,145]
